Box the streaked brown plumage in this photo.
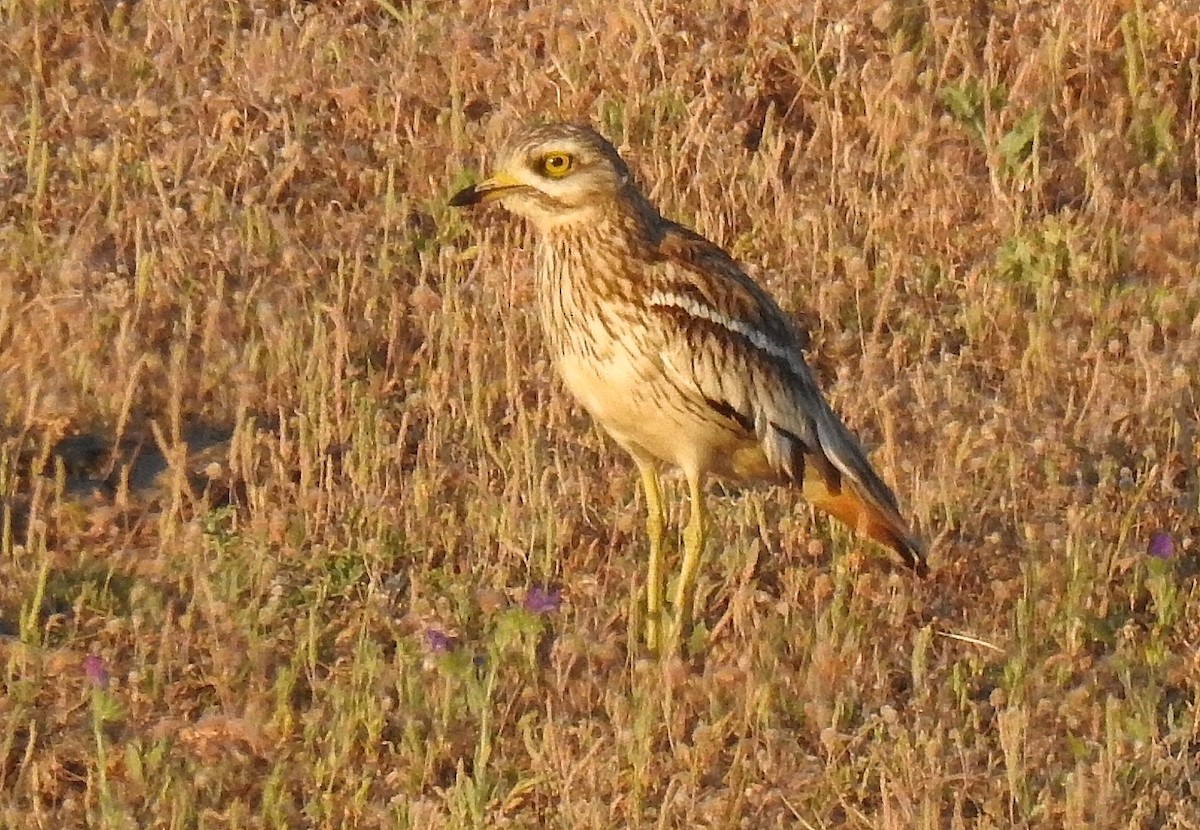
[451,122,926,651]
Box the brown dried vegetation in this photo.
[1,0,1199,827]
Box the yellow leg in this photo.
[670,468,708,651]
[635,457,666,653]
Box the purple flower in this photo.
[423,629,455,654]
[83,654,109,689]
[1147,532,1175,561]
[523,586,562,615]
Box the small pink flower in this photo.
[523,586,562,615]
[83,654,109,689]
[423,629,455,654]
[1147,532,1175,561]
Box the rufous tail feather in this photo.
[802,473,928,576]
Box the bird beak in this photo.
[449,170,524,207]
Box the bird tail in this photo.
[801,466,928,576]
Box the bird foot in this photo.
[644,612,663,654]
[654,605,706,658]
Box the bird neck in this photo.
[536,210,646,282]
[536,197,653,255]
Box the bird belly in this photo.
[554,346,660,444]
[554,345,774,481]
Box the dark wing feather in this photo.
[646,222,926,570]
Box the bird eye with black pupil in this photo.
[541,152,573,178]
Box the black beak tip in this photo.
[448,184,480,207]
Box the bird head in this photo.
[449,123,634,231]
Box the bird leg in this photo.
[670,469,709,651]
[635,457,666,653]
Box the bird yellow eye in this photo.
[541,152,574,178]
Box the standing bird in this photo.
[450,122,927,652]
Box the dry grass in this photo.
[1,0,1199,827]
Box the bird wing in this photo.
[646,223,927,571]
